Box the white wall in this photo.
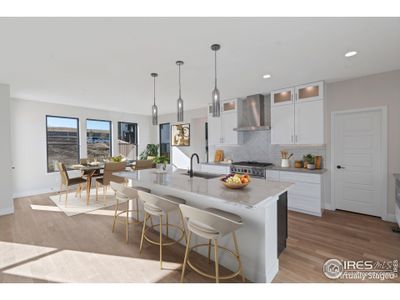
[11,98,155,197]
[325,69,400,219]
[157,107,208,169]
[0,84,13,215]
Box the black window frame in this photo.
[159,122,171,160]
[86,118,113,159]
[117,121,138,159]
[46,115,80,173]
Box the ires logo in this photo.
[343,260,374,270]
[323,259,398,281]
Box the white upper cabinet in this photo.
[271,87,294,106]
[271,104,295,145]
[207,99,243,146]
[208,104,222,145]
[271,81,325,145]
[295,100,324,144]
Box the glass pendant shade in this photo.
[176,60,184,122]
[151,73,158,126]
[152,104,158,125]
[177,97,184,122]
[212,87,220,117]
[211,44,221,118]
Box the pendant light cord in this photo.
[179,63,182,98]
[153,76,156,105]
[214,50,217,88]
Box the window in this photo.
[86,119,112,160]
[159,123,170,160]
[46,116,80,172]
[118,122,138,160]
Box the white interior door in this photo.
[332,109,385,217]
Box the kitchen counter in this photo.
[116,168,291,209]
[116,168,293,283]
[200,161,232,166]
[268,166,328,174]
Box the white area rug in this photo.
[48,188,121,216]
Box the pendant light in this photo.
[176,60,184,122]
[151,73,158,125]
[211,44,221,117]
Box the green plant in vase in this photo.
[303,154,315,169]
[139,144,159,160]
[153,155,169,171]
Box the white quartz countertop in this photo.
[116,168,293,209]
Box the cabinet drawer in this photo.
[288,182,321,199]
[266,170,280,181]
[288,194,322,216]
[279,171,321,184]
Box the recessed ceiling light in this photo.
[345,51,358,58]
[262,74,271,79]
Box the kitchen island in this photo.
[116,168,293,283]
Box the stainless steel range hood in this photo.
[233,94,271,131]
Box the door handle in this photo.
[336,165,346,169]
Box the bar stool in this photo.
[179,205,245,283]
[138,191,186,269]
[110,182,150,243]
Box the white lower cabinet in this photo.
[266,170,325,216]
[200,164,230,174]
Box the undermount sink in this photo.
[182,171,222,179]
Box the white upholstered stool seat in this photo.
[179,204,245,283]
[205,207,243,223]
[138,191,186,269]
[162,195,186,204]
[110,182,144,243]
[133,186,151,193]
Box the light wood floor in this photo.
[0,193,399,283]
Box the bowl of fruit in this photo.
[221,173,250,189]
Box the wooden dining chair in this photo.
[95,162,127,205]
[57,162,87,207]
[132,160,156,170]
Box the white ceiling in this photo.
[0,17,399,116]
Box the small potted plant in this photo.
[303,154,315,170]
[153,155,169,171]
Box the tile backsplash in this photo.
[209,131,326,168]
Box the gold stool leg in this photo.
[232,232,245,282]
[207,240,212,264]
[139,212,148,253]
[103,185,106,206]
[159,215,163,269]
[59,184,63,202]
[65,188,69,207]
[112,198,119,233]
[125,199,129,243]
[214,239,219,283]
[136,198,140,222]
[166,212,169,238]
[180,231,192,283]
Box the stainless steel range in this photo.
[230,161,273,179]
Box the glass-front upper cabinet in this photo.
[295,81,324,103]
[271,87,295,106]
[221,99,237,114]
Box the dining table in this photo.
[70,161,135,205]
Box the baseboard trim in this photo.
[13,187,57,199]
[0,206,14,216]
[383,213,396,223]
